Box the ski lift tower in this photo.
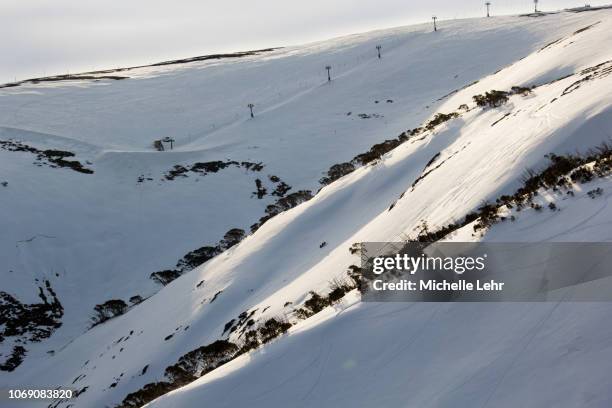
[162,137,175,150]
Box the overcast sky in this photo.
[1,0,609,83]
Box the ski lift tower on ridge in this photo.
[162,137,175,150]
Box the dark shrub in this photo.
[303,292,328,314]
[268,190,313,214]
[0,346,26,372]
[241,161,264,172]
[587,188,603,199]
[223,319,236,335]
[328,282,351,303]
[219,229,246,250]
[238,330,260,354]
[252,190,313,232]
[347,265,362,286]
[43,149,75,158]
[473,90,509,108]
[150,270,182,286]
[320,162,356,185]
[352,139,403,166]
[166,340,239,380]
[92,299,127,325]
[271,181,291,197]
[425,112,459,130]
[570,167,594,183]
[253,179,267,199]
[129,295,144,304]
[511,86,532,95]
[176,246,220,270]
[295,291,329,319]
[165,165,189,180]
[119,381,175,408]
[190,160,235,174]
[258,318,291,344]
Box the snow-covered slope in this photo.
[1,8,612,408]
[147,172,612,408]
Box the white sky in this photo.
[1,0,610,83]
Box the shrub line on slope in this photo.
[0,139,94,174]
[116,269,360,408]
[319,84,538,187]
[160,160,264,181]
[0,280,64,372]
[108,86,525,406]
[408,143,612,242]
[115,139,612,406]
[95,82,539,325]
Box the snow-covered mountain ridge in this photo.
[1,8,612,408]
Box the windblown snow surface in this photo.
[1,8,612,408]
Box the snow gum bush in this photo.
[473,90,509,107]
[92,299,127,326]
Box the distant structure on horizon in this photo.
[534,0,539,13]
[248,103,255,118]
[432,16,438,32]
[486,1,491,17]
